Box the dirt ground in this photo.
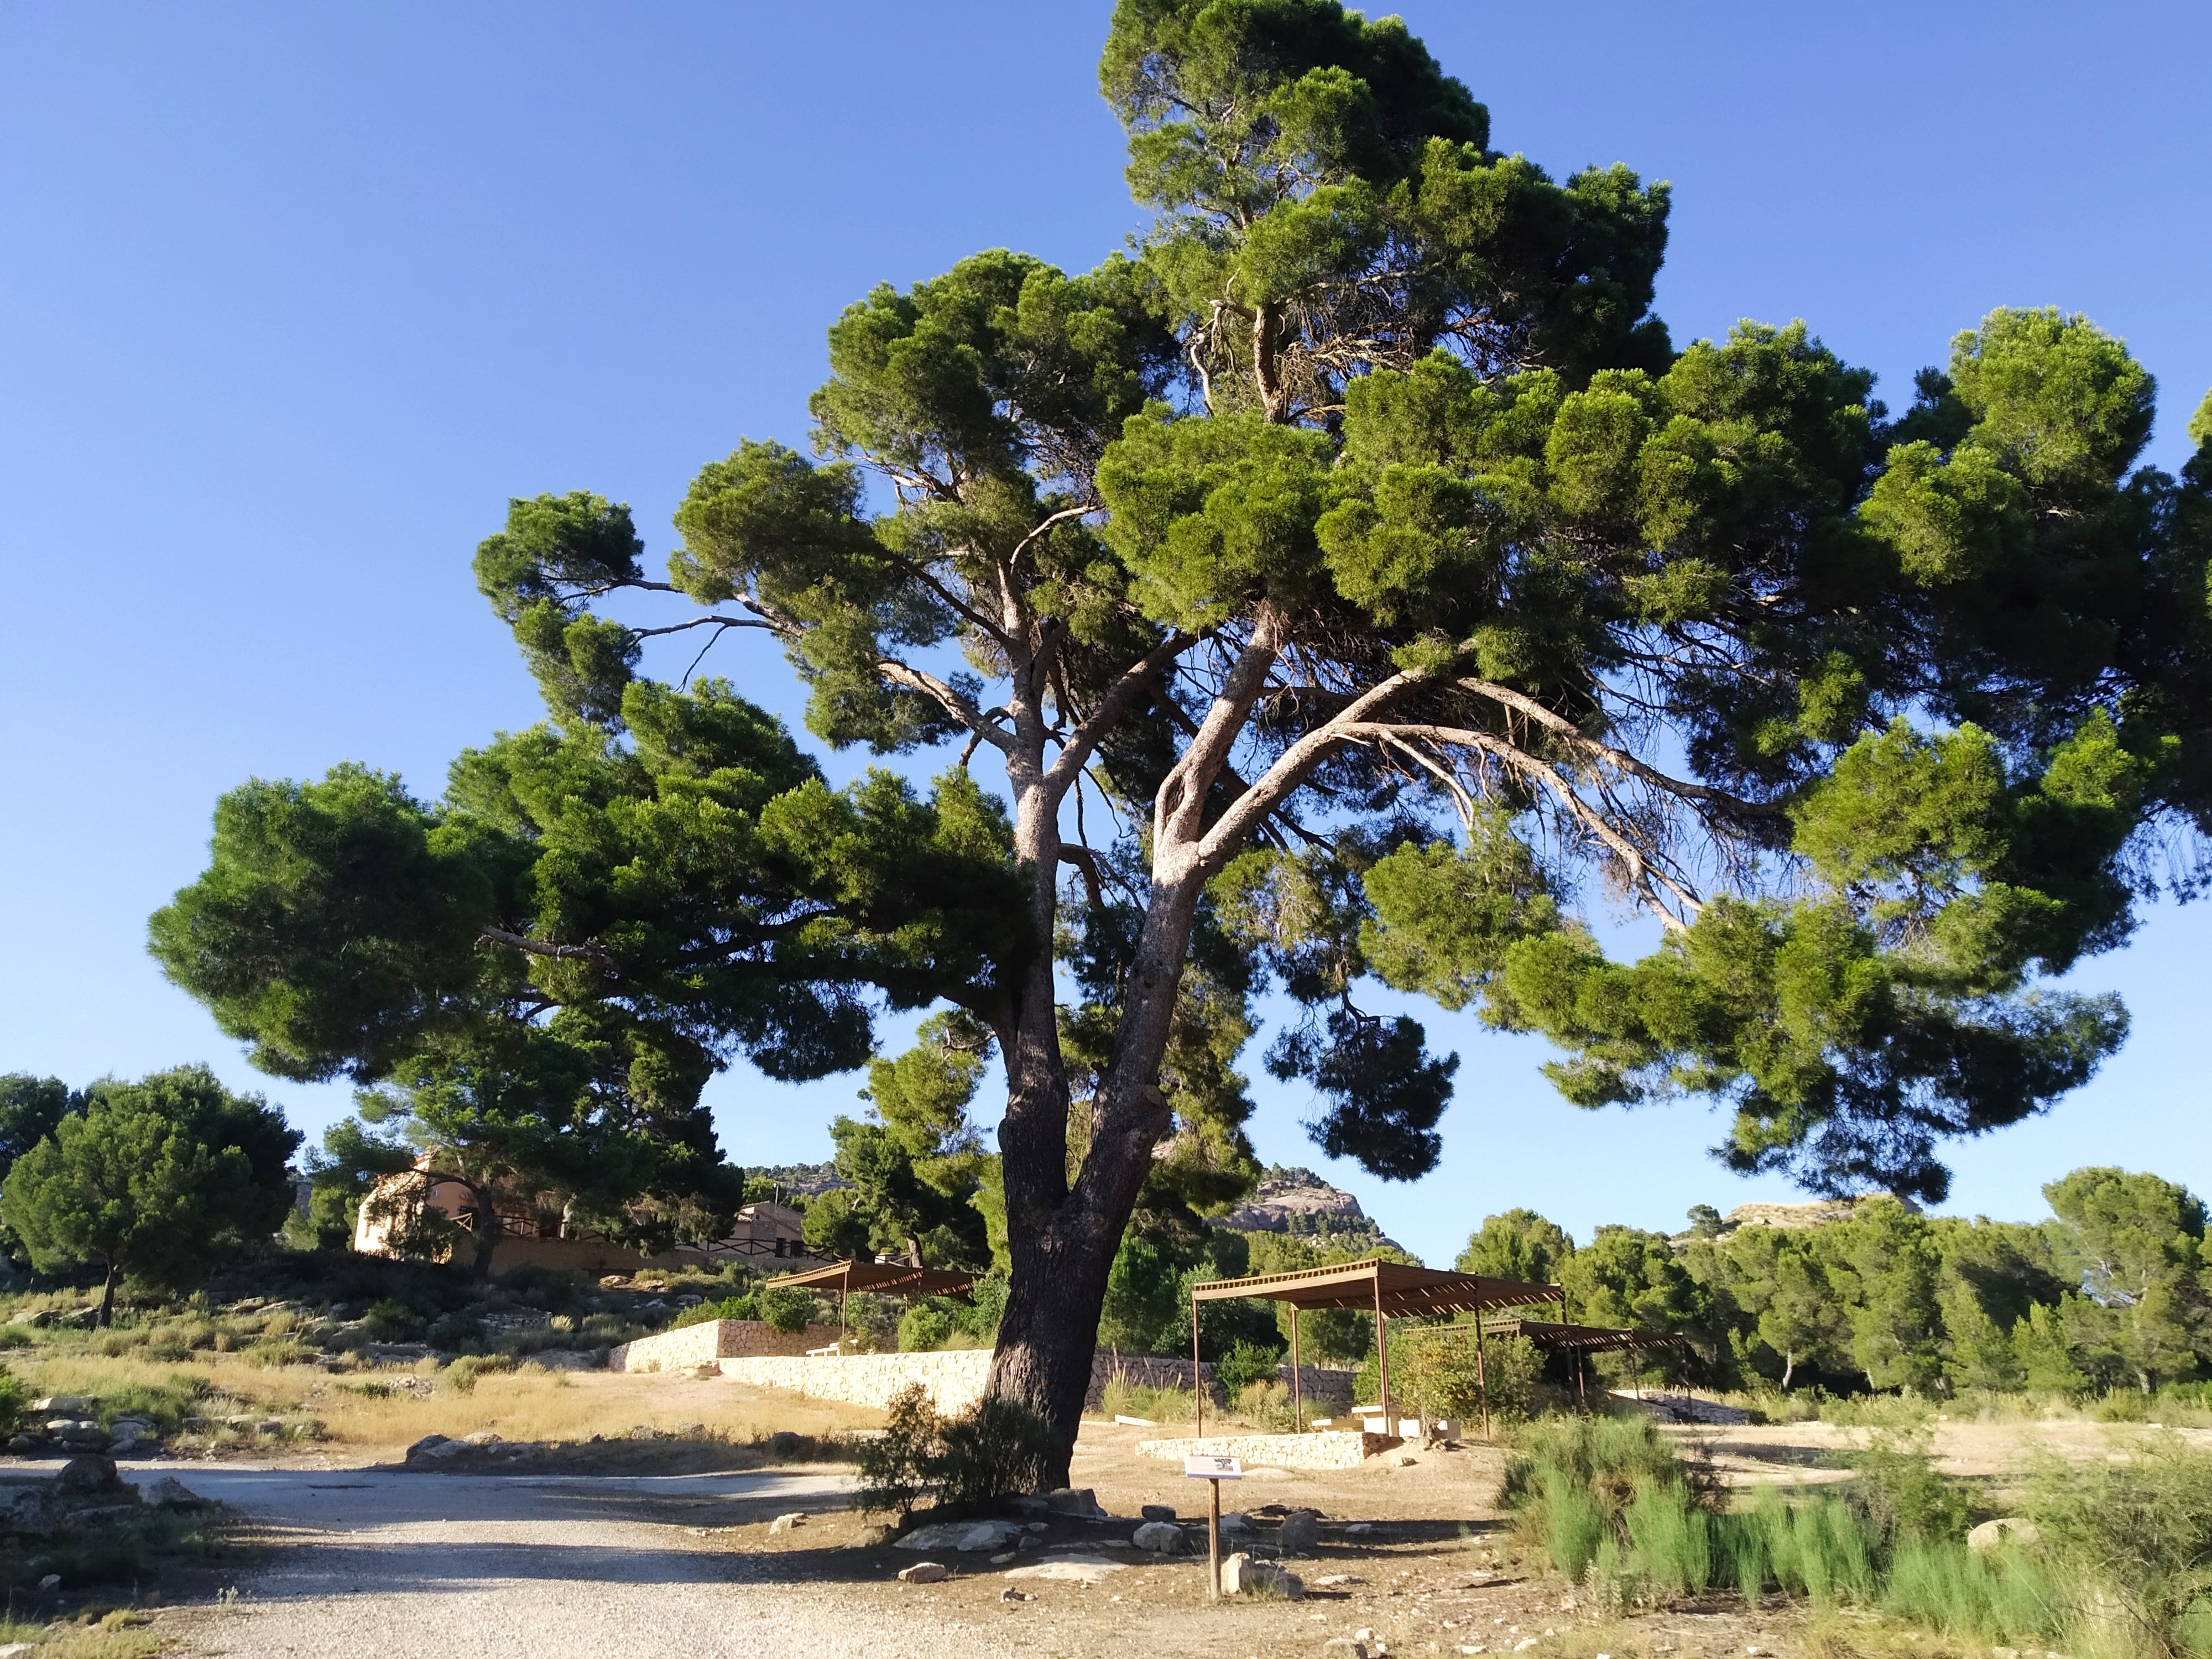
[73,1385,2190,1658]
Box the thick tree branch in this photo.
[1040,630,1201,798]
[1186,665,1430,876]
[1154,614,1285,855]
[878,659,1018,755]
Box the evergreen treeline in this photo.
[1464,1169,2212,1396]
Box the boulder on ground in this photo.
[54,1454,124,1495]
[1045,1486,1107,1519]
[1968,1517,2040,1551]
[1220,1551,1303,1598]
[1218,1509,1252,1533]
[896,1561,948,1583]
[1140,1503,1177,1522]
[898,1518,1024,1553]
[1278,1508,1322,1556]
[769,1512,806,1535]
[1131,1521,1183,1553]
[30,1396,94,1415]
[765,1431,802,1460]
[142,1477,204,1508]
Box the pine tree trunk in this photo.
[987,865,1206,1488]
[98,1261,119,1328]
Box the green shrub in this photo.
[360,1298,422,1341]
[427,1310,487,1352]
[854,1383,1051,1516]
[1235,1380,1296,1432]
[759,1286,813,1335]
[898,1304,954,1352]
[0,1366,27,1437]
[2023,1437,2212,1659]
[1215,1340,1282,1395]
[1843,1428,1972,1545]
[1396,1328,1541,1425]
[239,1338,314,1368]
[673,1294,758,1330]
[953,1273,1008,1343]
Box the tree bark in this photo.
[98,1260,119,1328]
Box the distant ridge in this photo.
[1217,1166,1401,1252]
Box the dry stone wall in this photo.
[608,1319,843,1372]
[609,1323,1359,1419]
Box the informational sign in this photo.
[1183,1454,1243,1479]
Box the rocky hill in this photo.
[1217,1166,1400,1250]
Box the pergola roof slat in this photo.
[1188,1256,1561,1314]
[761,1260,975,1298]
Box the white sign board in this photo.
[1183,1454,1243,1479]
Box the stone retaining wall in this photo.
[611,1328,1359,1418]
[1133,1430,1390,1470]
[609,1318,844,1372]
[719,1348,998,1413]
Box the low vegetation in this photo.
[1505,1411,2212,1659]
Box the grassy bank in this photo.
[1505,1412,2212,1659]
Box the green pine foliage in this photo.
[1455,1166,2212,1399]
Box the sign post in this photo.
[1183,1454,1243,1598]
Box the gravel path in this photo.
[118,1462,985,1658]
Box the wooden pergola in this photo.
[1187,1259,1565,1436]
[1442,1316,1684,1412]
[761,1259,976,1342]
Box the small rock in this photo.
[405,1434,453,1460]
[1045,1486,1107,1520]
[1279,1507,1322,1556]
[853,1524,899,1547]
[30,1395,94,1415]
[142,1476,203,1507]
[1968,1517,2039,1552]
[1131,1520,1184,1553]
[462,1431,502,1447]
[0,1641,34,1658]
[769,1512,806,1535]
[765,1431,802,1459]
[37,1573,60,1590]
[1344,1521,1375,1536]
[55,1453,122,1494]
[5,1435,35,1453]
[1399,1455,1418,1466]
[1322,1641,1373,1659]
[1000,1588,1029,1601]
[989,1550,1016,1564]
[1009,1494,1050,1517]
[1025,1520,1048,1532]
[1219,1510,1253,1534]
[897,1561,948,1584]
[1220,1551,1303,1598]
[1140,1503,1177,1522]
[1314,1573,1364,1586]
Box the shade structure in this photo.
[1478,1317,1680,1354]
[1186,1257,1566,1436]
[761,1260,976,1299]
[1190,1259,1561,1316]
[1471,1316,1681,1411]
[760,1259,975,1343]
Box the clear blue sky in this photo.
[3,2,2208,1268]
